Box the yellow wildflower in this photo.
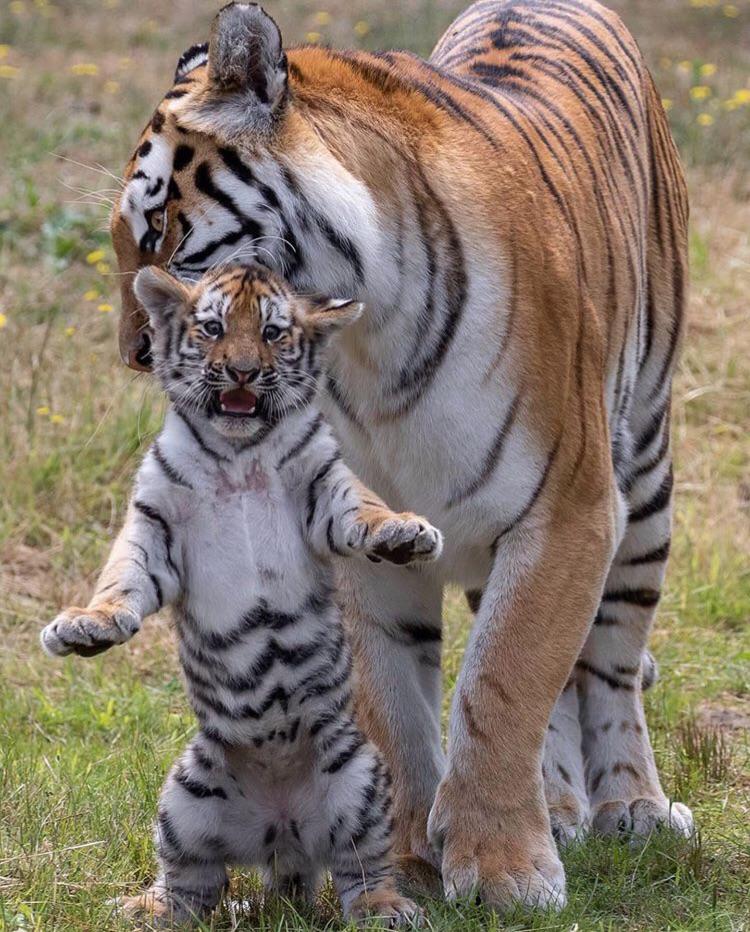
[723,3,739,15]
[36,406,50,416]
[723,99,739,111]
[354,20,370,37]
[50,414,65,425]
[661,98,673,111]
[97,303,114,313]
[86,249,106,264]
[64,326,76,337]
[677,60,693,73]
[9,1,25,14]
[699,63,717,78]
[118,57,132,69]
[0,46,10,59]
[70,63,100,76]
[0,312,7,329]
[96,262,111,275]
[314,11,331,25]
[305,31,322,43]
[689,85,711,101]
[733,89,750,104]
[104,80,120,94]
[697,112,714,126]
[0,65,19,79]
[83,289,100,301]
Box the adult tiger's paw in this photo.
[348,514,443,566]
[428,774,566,912]
[592,797,694,840]
[41,604,141,658]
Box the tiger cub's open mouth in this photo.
[215,388,259,418]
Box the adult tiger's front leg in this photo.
[466,591,591,846]
[338,556,446,894]
[428,461,617,910]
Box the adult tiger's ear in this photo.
[180,3,288,139]
[303,297,365,339]
[133,267,190,328]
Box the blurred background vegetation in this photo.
[0,1,748,929]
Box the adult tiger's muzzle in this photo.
[112,202,180,373]
[120,312,153,372]
[118,281,153,372]
[130,330,154,371]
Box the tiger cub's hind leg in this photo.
[120,864,228,929]
[330,748,421,927]
[121,739,232,926]
[578,453,693,840]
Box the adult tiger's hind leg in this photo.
[579,68,693,841]
[543,683,590,845]
[578,449,693,839]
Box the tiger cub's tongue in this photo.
[219,388,257,415]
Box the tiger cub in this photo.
[41,263,442,927]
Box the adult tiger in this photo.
[111,0,692,910]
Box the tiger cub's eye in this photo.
[151,211,164,232]
[202,320,223,338]
[262,324,283,343]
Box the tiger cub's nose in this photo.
[226,363,260,385]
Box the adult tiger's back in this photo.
[430,0,688,429]
[110,0,691,912]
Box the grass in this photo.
[1,0,749,929]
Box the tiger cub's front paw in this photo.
[41,604,141,658]
[348,514,443,566]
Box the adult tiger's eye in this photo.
[263,324,283,342]
[203,320,223,338]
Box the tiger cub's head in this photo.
[134,263,362,440]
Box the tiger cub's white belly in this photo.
[174,465,318,632]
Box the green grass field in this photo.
[1,0,749,929]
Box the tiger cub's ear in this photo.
[302,297,364,339]
[134,267,190,328]
[192,2,289,137]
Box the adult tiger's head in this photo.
[134,263,362,439]
[111,1,349,371]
